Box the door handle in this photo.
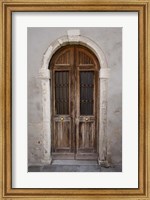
[85,117,89,121]
[60,117,64,121]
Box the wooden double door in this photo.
[50,45,99,160]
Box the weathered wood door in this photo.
[50,45,99,160]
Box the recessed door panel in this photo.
[54,119,71,151]
[79,121,95,149]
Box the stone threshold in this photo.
[51,160,98,166]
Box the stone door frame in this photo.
[39,29,110,166]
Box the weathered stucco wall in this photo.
[28,27,122,166]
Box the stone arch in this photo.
[39,30,110,166]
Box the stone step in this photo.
[28,164,122,172]
[28,165,101,172]
[52,160,98,166]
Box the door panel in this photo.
[53,70,72,153]
[79,121,95,149]
[54,117,71,151]
[50,45,99,160]
[76,70,97,156]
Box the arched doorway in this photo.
[39,30,109,166]
[49,45,99,160]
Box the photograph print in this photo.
[27,27,122,172]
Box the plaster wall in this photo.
[28,27,122,166]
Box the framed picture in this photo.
[0,0,149,199]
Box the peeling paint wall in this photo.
[28,27,122,166]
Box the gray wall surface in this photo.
[28,27,122,166]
